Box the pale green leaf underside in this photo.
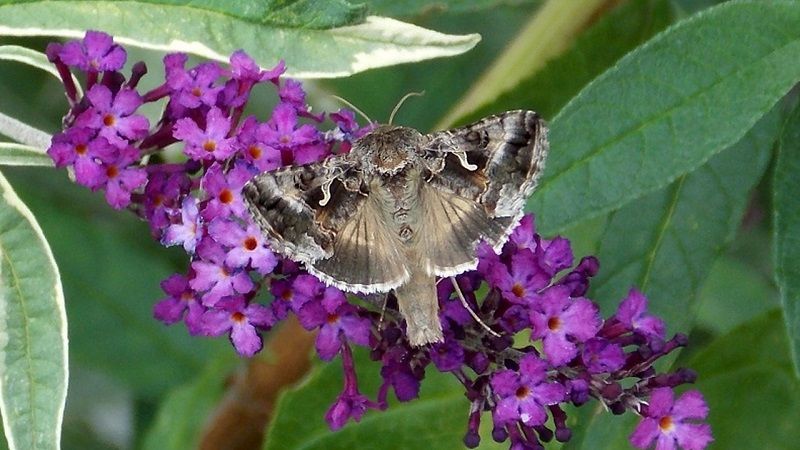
[0,170,67,450]
[0,2,481,78]
[532,0,800,234]
[0,144,53,167]
[774,105,800,377]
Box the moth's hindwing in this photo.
[418,183,510,277]
[243,161,408,294]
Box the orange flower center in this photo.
[106,165,119,178]
[326,313,339,324]
[511,283,525,298]
[244,236,258,251]
[103,114,116,127]
[547,316,561,331]
[203,140,217,153]
[231,311,245,323]
[515,386,530,399]
[219,189,233,204]
[248,145,262,159]
[191,87,202,97]
[75,143,88,155]
[659,416,674,432]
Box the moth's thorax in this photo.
[352,125,424,175]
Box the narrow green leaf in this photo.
[774,104,800,376]
[0,1,481,78]
[564,106,778,450]
[0,144,53,167]
[142,354,236,450]
[264,347,473,450]
[458,0,675,122]
[0,113,51,151]
[4,168,209,398]
[689,310,800,449]
[589,110,778,330]
[0,171,67,450]
[531,1,800,234]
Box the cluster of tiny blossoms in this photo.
[46,31,712,450]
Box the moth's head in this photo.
[354,125,424,175]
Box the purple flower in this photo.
[430,335,465,372]
[208,219,278,274]
[529,285,601,366]
[153,273,204,334]
[537,236,574,276]
[200,296,275,357]
[298,287,371,360]
[260,102,326,165]
[200,162,251,220]
[174,107,236,161]
[325,343,380,430]
[616,289,666,342]
[94,145,147,209]
[75,85,149,147]
[162,197,203,253]
[379,346,421,402]
[230,51,284,84]
[630,388,712,450]
[190,239,254,306]
[581,338,625,374]
[59,30,126,72]
[144,167,191,235]
[490,354,567,427]
[165,54,223,109]
[236,116,281,172]
[491,249,550,304]
[47,128,115,187]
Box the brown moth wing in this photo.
[243,161,409,294]
[419,110,548,272]
[417,183,509,277]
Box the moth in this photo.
[243,110,548,346]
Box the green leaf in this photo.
[0,113,51,151]
[3,168,212,399]
[142,354,236,450]
[0,171,67,450]
[0,144,52,167]
[589,110,778,330]
[531,0,800,234]
[367,0,538,18]
[774,104,800,376]
[695,256,779,335]
[564,103,778,450]
[0,0,366,29]
[0,1,480,78]
[264,347,472,450]
[458,0,675,122]
[689,310,800,449]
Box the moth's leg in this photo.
[450,276,500,338]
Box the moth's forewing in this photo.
[243,158,409,295]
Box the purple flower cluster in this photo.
[46,31,712,450]
[46,31,367,357]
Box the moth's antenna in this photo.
[330,95,373,124]
[389,91,425,125]
[450,277,501,338]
